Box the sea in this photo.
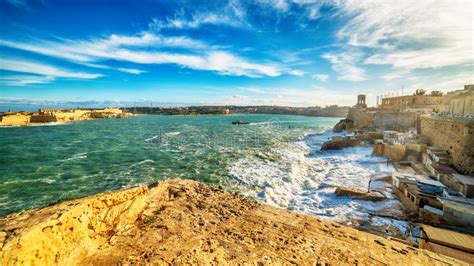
[0,114,407,233]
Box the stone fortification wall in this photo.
[347,108,373,128]
[419,116,474,175]
[373,112,417,131]
[29,115,57,123]
[346,108,418,131]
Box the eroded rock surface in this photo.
[0,179,464,265]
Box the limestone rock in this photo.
[0,179,465,265]
[333,118,354,132]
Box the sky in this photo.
[0,0,473,108]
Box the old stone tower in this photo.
[355,94,367,108]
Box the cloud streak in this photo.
[0,31,294,79]
[322,51,368,81]
[0,58,103,79]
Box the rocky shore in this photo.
[0,179,463,265]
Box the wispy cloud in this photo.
[322,51,368,81]
[0,75,54,86]
[289,70,305,76]
[312,74,329,82]
[234,85,355,106]
[117,68,146,75]
[335,0,473,72]
[149,1,247,31]
[0,58,103,79]
[0,31,293,78]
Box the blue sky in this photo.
[0,0,473,107]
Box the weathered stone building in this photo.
[449,85,474,116]
[380,94,444,112]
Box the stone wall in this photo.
[449,89,474,116]
[30,115,57,123]
[346,108,418,131]
[347,108,373,128]
[373,112,417,131]
[419,116,474,175]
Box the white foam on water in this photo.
[145,135,160,142]
[38,178,56,184]
[229,131,407,233]
[166,131,181,136]
[60,152,87,162]
[129,159,155,168]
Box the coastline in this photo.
[0,108,132,127]
[0,179,463,265]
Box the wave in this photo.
[60,152,87,162]
[145,135,160,142]
[228,130,406,233]
[165,131,181,136]
[129,159,155,168]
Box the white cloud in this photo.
[234,85,355,106]
[380,70,410,81]
[0,75,55,86]
[312,74,329,82]
[256,0,291,11]
[335,0,473,71]
[0,58,103,79]
[117,68,146,74]
[149,1,247,31]
[0,32,285,78]
[289,70,305,76]
[103,33,211,49]
[408,72,474,92]
[322,51,368,81]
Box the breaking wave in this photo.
[229,130,407,232]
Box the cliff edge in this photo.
[0,179,464,265]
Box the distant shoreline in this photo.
[0,108,132,127]
[122,105,350,117]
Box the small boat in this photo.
[232,120,250,125]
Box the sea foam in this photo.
[229,130,406,233]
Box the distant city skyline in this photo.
[0,0,473,107]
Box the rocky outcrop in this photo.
[0,186,148,265]
[322,133,383,150]
[0,179,464,265]
[333,118,354,132]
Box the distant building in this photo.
[449,85,474,116]
[380,94,444,111]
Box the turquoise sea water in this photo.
[0,114,339,216]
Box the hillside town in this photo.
[328,84,473,262]
[124,105,349,117]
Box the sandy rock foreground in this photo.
[0,179,464,265]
